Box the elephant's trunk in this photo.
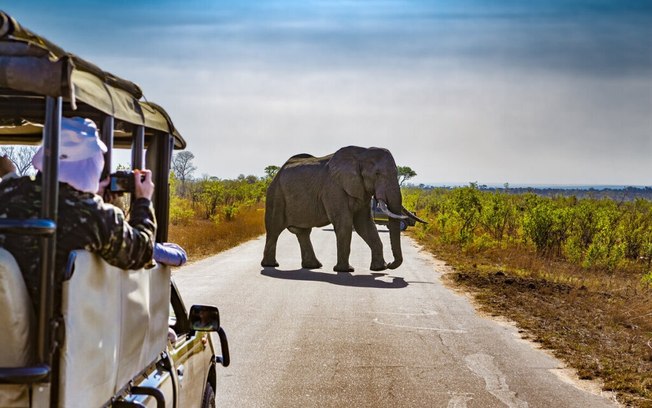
[387,218,403,269]
[402,206,428,224]
[378,187,403,270]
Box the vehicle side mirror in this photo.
[189,305,220,332]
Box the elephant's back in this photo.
[277,153,330,196]
[282,153,332,169]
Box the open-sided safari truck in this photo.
[0,11,229,407]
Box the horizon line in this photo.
[413,182,652,190]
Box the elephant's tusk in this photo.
[378,200,408,220]
[402,206,428,224]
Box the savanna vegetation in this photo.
[167,152,269,260]
[404,184,652,406]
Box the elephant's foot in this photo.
[302,259,323,269]
[387,259,403,270]
[370,261,388,271]
[261,259,279,268]
[334,263,354,273]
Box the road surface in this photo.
[173,227,618,407]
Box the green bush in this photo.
[449,183,483,244]
[169,195,195,225]
[404,186,652,277]
[480,191,516,241]
[523,199,572,257]
[223,204,239,221]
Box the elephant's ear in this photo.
[328,146,366,200]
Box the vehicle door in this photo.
[168,284,214,407]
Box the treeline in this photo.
[169,173,269,225]
[168,151,274,226]
[404,183,652,280]
[166,152,271,260]
[414,184,652,201]
[486,185,652,201]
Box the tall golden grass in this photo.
[168,204,265,262]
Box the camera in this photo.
[109,171,136,193]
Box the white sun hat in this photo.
[32,117,108,194]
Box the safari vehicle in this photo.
[0,11,229,407]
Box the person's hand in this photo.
[134,169,154,200]
[0,155,17,177]
[97,177,110,197]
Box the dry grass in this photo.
[411,232,652,407]
[169,204,265,262]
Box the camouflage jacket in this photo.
[0,175,157,311]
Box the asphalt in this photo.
[172,226,619,408]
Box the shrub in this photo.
[449,183,483,244]
[523,199,571,257]
[480,191,516,241]
[223,204,238,221]
[169,195,195,225]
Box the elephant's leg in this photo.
[353,211,387,271]
[332,223,355,272]
[261,230,281,267]
[288,227,322,269]
[261,207,283,267]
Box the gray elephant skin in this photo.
[261,146,423,272]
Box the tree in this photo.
[172,151,196,196]
[0,145,38,176]
[264,165,280,179]
[397,165,417,186]
[198,178,224,219]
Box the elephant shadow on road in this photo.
[260,268,408,289]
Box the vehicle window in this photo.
[169,303,177,326]
[169,285,191,337]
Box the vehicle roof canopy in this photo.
[0,11,186,149]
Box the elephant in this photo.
[261,146,425,272]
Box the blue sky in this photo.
[5,1,652,185]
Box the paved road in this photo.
[173,227,618,408]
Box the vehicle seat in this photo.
[0,247,34,407]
